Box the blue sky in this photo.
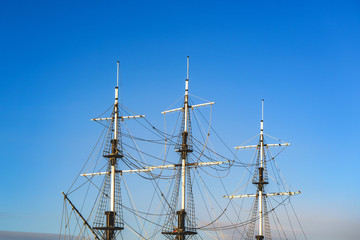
[0,0,359,239]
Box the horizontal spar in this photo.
[161,102,215,114]
[234,143,291,149]
[161,107,183,115]
[122,164,176,173]
[190,102,215,110]
[80,160,229,176]
[224,193,257,199]
[266,191,300,196]
[224,191,300,199]
[121,160,229,173]
[79,168,168,176]
[81,171,110,177]
[91,115,145,121]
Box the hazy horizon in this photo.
[0,231,59,240]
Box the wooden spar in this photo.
[62,192,100,240]
[81,161,229,176]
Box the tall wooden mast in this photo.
[83,61,145,240]
[94,61,124,240]
[224,100,299,240]
[177,56,192,240]
[159,56,227,240]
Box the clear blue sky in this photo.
[0,1,359,239]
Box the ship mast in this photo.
[103,61,123,240]
[181,56,190,211]
[224,100,299,240]
[257,99,265,239]
[158,56,226,240]
[177,56,191,240]
[82,61,145,240]
[111,61,120,213]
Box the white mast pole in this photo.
[110,61,120,212]
[184,56,189,132]
[258,99,264,237]
[181,56,190,210]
